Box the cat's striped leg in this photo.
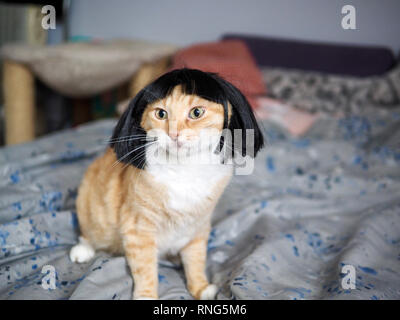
[123,231,158,300]
[180,236,218,300]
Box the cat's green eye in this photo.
[189,107,205,119]
[155,108,168,120]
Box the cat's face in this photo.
[140,85,226,157]
[110,68,264,169]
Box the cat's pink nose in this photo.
[169,132,185,147]
[169,132,179,141]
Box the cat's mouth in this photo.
[176,141,184,148]
[168,139,190,151]
[166,138,185,149]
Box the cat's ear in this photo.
[220,80,264,158]
[109,92,147,169]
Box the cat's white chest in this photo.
[147,161,231,212]
[146,152,232,255]
[156,218,204,256]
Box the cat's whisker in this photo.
[107,135,147,142]
[103,138,147,146]
[106,137,156,145]
[121,145,152,171]
[120,151,145,171]
[112,144,150,168]
[111,141,157,168]
[106,129,149,139]
[105,134,149,144]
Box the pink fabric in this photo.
[255,97,319,136]
[171,40,267,108]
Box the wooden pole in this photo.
[3,60,35,145]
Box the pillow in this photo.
[255,97,319,136]
[171,40,267,108]
[223,34,396,77]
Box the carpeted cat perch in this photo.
[1,40,176,145]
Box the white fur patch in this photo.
[200,284,218,300]
[146,140,232,256]
[147,152,232,213]
[157,216,206,256]
[69,237,95,263]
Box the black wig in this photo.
[110,68,264,169]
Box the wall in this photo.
[69,0,400,54]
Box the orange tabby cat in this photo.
[70,69,264,300]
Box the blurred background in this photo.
[68,0,400,51]
[0,0,399,145]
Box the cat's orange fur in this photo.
[72,86,233,299]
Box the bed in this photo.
[1,61,400,300]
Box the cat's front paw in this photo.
[199,284,218,300]
[134,296,158,300]
[133,290,158,300]
[69,237,95,263]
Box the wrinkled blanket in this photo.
[1,107,400,300]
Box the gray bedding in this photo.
[1,103,400,300]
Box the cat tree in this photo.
[1,40,174,145]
